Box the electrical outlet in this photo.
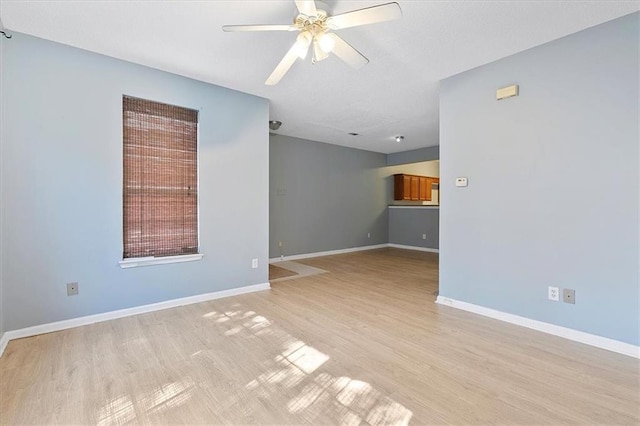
[67,282,79,296]
[563,289,575,304]
[548,286,559,301]
[367,233,371,238]
[278,241,283,247]
[422,233,427,240]
[252,259,258,269]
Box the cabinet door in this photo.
[402,175,412,200]
[410,176,419,200]
[394,174,411,200]
[419,177,431,201]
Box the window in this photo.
[122,95,199,262]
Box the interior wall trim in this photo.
[269,243,439,263]
[436,296,639,358]
[0,282,271,358]
[269,244,389,263]
[0,333,8,359]
[387,243,439,253]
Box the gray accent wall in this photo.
[1,33,269,331]
[387,146,439,166]
[389,208,439,249]
[439,13,639,345]
[270,135,388,258]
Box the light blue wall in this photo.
[270,134,388,258]
[440,13,639,345]
[1,33,269,331]
[0,36,5,338]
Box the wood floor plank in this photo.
[0,248,638,425]
[269,264,298,280]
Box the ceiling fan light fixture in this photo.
[312,40,329,63]
[317,32,335,53]
[395,135,404,143]
[294,31,313,59]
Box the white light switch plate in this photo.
[455,177,468,187]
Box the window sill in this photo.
[119,254,204,269]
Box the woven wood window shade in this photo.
[123,96,198,259]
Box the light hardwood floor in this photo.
[1,248,638,425]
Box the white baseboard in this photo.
[269,243,438,263]
[269,244,388,263]
[0,282,270,358]
[388,243,439,253]
[0,332,8,358]
[435,296,639,359]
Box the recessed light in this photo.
[395,135,404,143]
[348,132,359,136]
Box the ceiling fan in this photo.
[223,0,402,85]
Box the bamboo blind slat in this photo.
[123,96,198,259]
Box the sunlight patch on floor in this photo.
[336,379,372,406]
[247,357,308,391]
[138,378,195,414]
[224,326,243,336]
[246,315,272,331]
[288,373,413,425]
[97,395,135,426]
[197,301,412,424]
[284,343,329,374]
[97,379,195,424]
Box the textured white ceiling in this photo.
[1,1,638,153]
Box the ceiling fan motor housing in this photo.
[294,8,330,38]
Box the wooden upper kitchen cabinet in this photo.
[426,177,439,201]
[394,174,439,201]
[394,174,411,200]
[394,174,414,200]
[419,176,429,200]
[410,176,419,200]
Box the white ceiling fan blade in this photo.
[295,0,317,16]
[223,24,298,32]
[265,43,300,86]
[328,33,369,69]
[326,2,402,30]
